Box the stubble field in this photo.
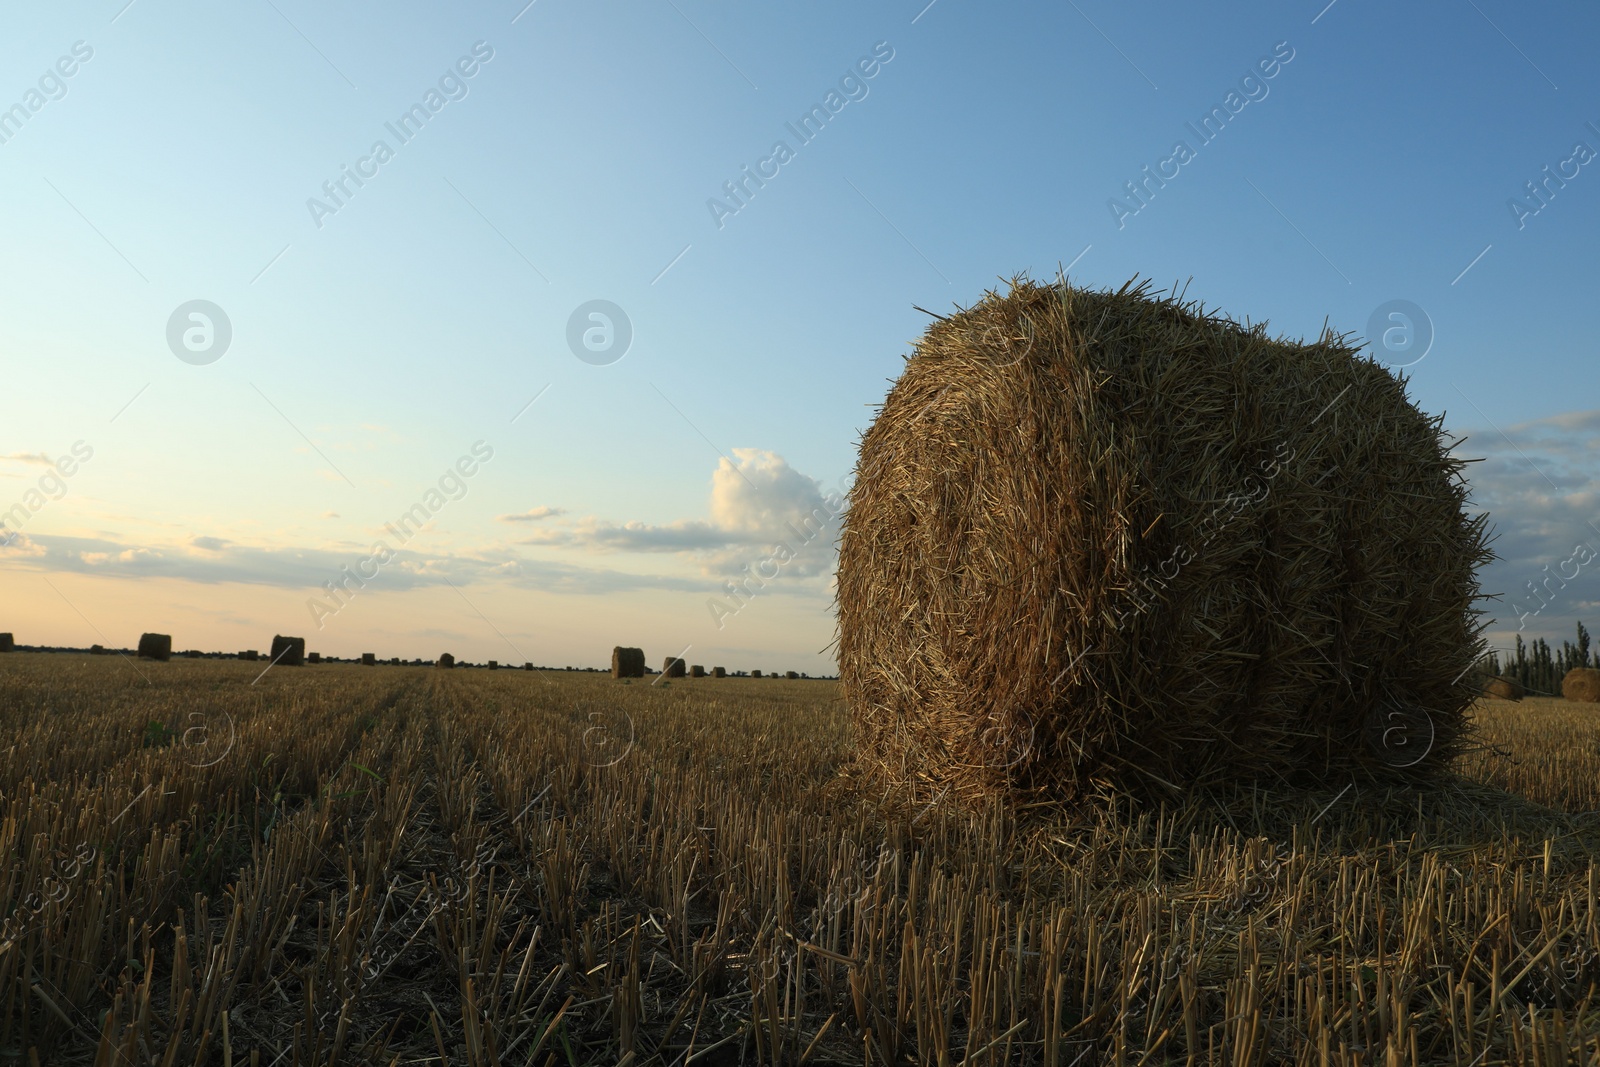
[0,654,1596,1065]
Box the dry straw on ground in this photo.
[270,635,305,667]
[611,646,645,678]
[837,276,1492,807]
[1561,667,1600,702]
[1485,676,1524,701]
[136,633,172,661]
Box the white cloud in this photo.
[518,449,844,579]
[1453,408,1600,644]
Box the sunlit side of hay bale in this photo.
[1561,668,1600,703]
[837,276,1492,805]
[1484,677,1523,701]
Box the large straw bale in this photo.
[611,646,645,678]
[712,667,726,678]
[836,277,1492,805]
[362,653,376,666]
[137,633,172,661]
[663,656,686,678]
[691,664,706,677]
[0,633,13,653]
[1562,668,1600,703]
[437,652,455,669]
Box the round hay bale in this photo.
[437,652,456,669]
[663,656,686,678]
[837,277,1492,805]
[270,635,305,667]
[1561,667,1600,703]
[1483,676,1523,701]
[0,633,13,653]
[611,646,645,678]
[690,664,706,677]
[712,666,726,678]
[488,660,498,670]
[785,670,799,679]
[137,633,172,661]
[751,669,763,678]
[361,653,376,666]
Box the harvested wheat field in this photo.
[0,653,1596,1064]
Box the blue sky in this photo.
[2,0,1597,674]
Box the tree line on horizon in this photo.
[1478,621,1599,697]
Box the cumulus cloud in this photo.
[519,449,845,579]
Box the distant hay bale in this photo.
[184,650,203,659]
[0,633,13,653]
[837,277,1492,805]
[488,660,499,670]
[712,666,726,678]
[524,662,534,671]
[1562,668,1600,703]
[611,646,645,678]
[307,652,321,664]
[240,650,259,661]
[785,671,799,679]
[691,664,706,677]
[361,653,376,666]
[437,652,455,669]
[1484,677,1523,701]
[663,656,686,678]
[137,633,172,661]
[751,670,763,678]
[91,644,106,655]
[270,635,305,667]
